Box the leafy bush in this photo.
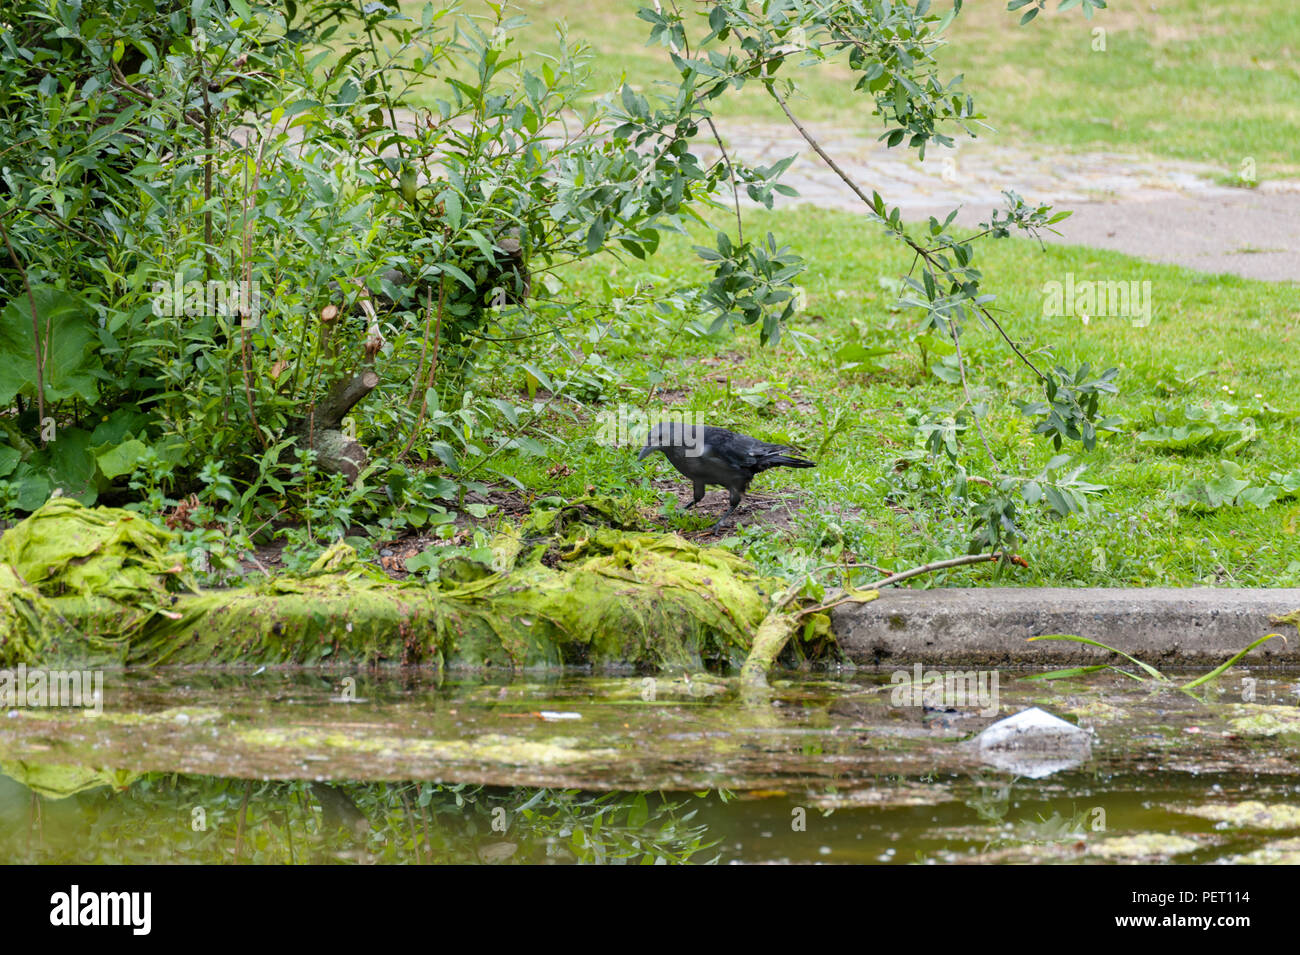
[0,1,806,513]
[0,0,1118,563]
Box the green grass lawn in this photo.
[324,1,1300,589]
[469,203,1300,588]
[420,0,1300,178]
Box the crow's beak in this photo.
[637,445,656,461]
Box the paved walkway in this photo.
[708,122,1300,282]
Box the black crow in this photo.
[637,423,815,526]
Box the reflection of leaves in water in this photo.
[965,773,1012,825]
[963,773,1089,853]
[1016,809,1089,845]
[0,773,720,865]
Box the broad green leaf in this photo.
[0,286,105,405]
[95,439,148,479]
[30,427,99,504]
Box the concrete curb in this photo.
[831,588,1300,666]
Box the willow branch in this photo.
[766,83,1048,383]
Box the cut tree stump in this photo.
[290,368,379,482]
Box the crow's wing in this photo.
[702,429,764,471]
[703,429,796,470]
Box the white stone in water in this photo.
[978,706,1092,754]
[972,706,1092,779]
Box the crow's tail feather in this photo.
[760,453,816,471]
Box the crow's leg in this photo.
[683,480,707,510]
[712,486,745,528]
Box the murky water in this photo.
[3,668,1298,863]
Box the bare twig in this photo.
[109,60,205,130]
[239,126,272,449]
[704,116,744,244]
[790,551,1024,619]
[399,275,446,459]
[860,551,1024,591]
[806,559,894,578]
[767,84,874,206]
[407,281,436,408]
[199,70,215,283]
[948,315,1003,472]
[398,787,424,865]
[765,84,1048,384]
[29,207,101,245]
[0,212,47,444]
[232,780,252,864]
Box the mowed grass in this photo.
[474,204,1300,588]
[410,0,1300,177]
[361,1,1300,586]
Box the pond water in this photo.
[2,667,1298,864]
